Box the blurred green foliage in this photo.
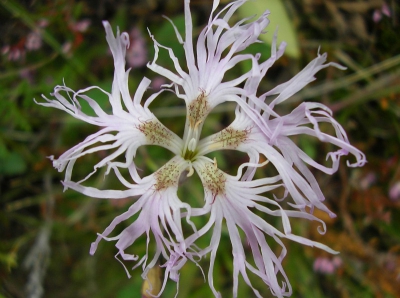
[1,0,400,298]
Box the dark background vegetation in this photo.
[1,0,399,297]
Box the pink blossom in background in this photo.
[313,256,342,274]
[2,19,48,61]
[70,19,91,33]
[373,2,391,23]
[25,31,42,51]
[37,18,49,28]
[2,44,25,61]
[150,76,167,91]
[25,19,48,52]
[61,42,72,55]
[360,172,377,190]
[126,27,147,68]
[389,181,400,201]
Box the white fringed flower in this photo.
[39,1,366,297]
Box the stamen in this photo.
[186,164,194,177]
[188,138,197,151]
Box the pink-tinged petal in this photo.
[37,21,184,193]
[148,0,274,110]
[147,30,186,85]
[189,157,336,297]
[261,51,347,108]
[63,180,148,199]
[83,157,199,295]
[103,21,136,115]
[208,89,365,218]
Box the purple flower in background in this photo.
[70,19,91,33]
[313,256,342,274]
[359,172,377,190]
[127,27,148,68]
[373,2,391,23]
[389,181,400,201]
[39,0,366,297]
[25,31,42,51]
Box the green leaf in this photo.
[299,136,317,160]
[238,0,300,58]
[116,281,142,298]
[0,151,27,176]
